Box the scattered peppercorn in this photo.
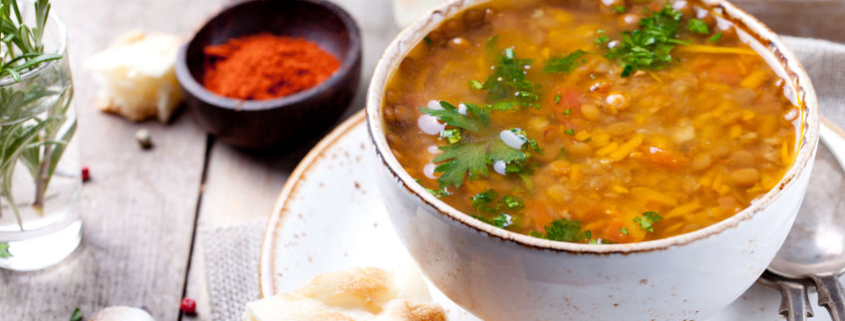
[180,297,196,315]
[135,129,152,149]
[81,166,90,182]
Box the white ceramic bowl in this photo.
[366,1,820,320]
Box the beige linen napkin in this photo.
[201,36,845,321]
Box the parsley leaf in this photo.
[440,129,462,144]
[433,142,490,188]
[564,129,576,136]
[605,3,687,77]
[70,308,83,321]
[469,79,484,90]
[489,139,528,164]
[490,101,518,111]
[0,242,10,258]
[486,35,500,53]
[473,213,514,228]
[424,36,433,46]
[686,18,710,34]
[709,32,723,43]
[613,6,626,13]
[472,189,499,212]
[554,93,562,104]
[420,101,488,132]
[426,186,451,198]
[595,29,610,44]
[415,178,451,198]
[479,47,540,108]
[558,147,569,159]
[634,211,663,233]
[563,108,572,116]
[543,50,588,74]
[433,139,528,188]
[502,195,524,209]
[543,218,592,242]
[620,227,629,235]
[507,128,542,154]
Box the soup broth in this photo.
[382,0,800,244]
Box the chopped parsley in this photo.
[634,211,663,233]
[424,36,433,46]
[595,29,610,44]
[473,213,514,228]
[476,47,540,108]
[543,49,588,74]
[554,93,562,104]
[415,178,451,198]
[558,147,569,159]
[686,18,710,34]
[469,79,484,90]
[613,6,626,13]
[563,108,572,116]
[472,189,499,212]
[502,195,524,209]
[490,101,518,111]
[420,101,489,132]
[605,3,688,77]
[539,218,592,242]
[508,128,541,153]
[433,140,527,188]
[620,227,629,235]
[564,129,576,136]
[486,35,500,52]
[426,187,451,198]
[440,128,462,144]
[709,32,723,43]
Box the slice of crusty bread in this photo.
[243,266,447,321]
[84,31,183,123]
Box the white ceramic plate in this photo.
[259,111,843,321]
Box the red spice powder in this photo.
[202,33,341,100]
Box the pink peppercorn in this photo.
[180,297,196,315]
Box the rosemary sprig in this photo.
[0,0,61,81]
[0,0,72,230]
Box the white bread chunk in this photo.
[243,266,447,321]
[84,31,183,123]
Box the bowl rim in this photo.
[174,0,362,111]
[366,0,821,254]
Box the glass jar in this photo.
[0,3,81,271]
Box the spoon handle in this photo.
[779,281,814,321]
[821,117,845,171]
[811,274,845,321]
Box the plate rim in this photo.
[258,110,367,298]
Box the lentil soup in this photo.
[382,0,801,244]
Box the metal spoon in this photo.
[767,117,845,321]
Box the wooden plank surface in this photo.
[0,0,225,320]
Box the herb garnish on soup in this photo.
[382,0,800,244]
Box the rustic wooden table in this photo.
[0,0,841,320]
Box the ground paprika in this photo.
[202,33,340,101]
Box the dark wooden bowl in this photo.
[176,0,362,149]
